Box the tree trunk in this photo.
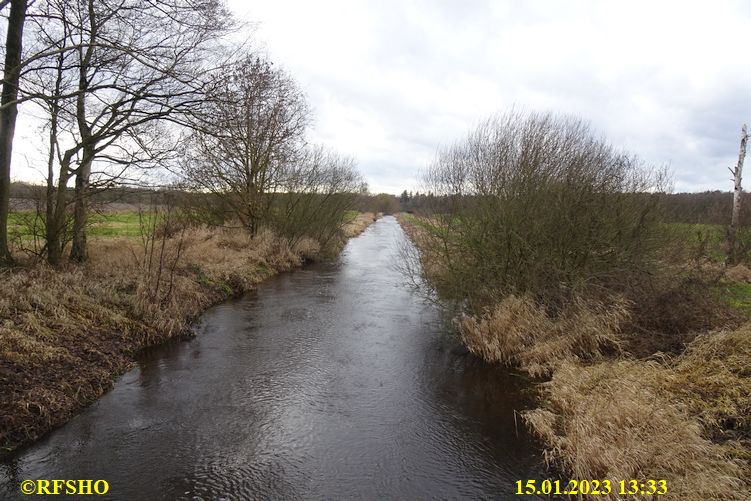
[68,0,96,264]
[69,147,93,262]
[729,124,748,264]
[47,152,74,266]
[0,0,28,265]
[45,40,65,263]
[45,132,56,255]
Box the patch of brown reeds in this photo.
[343,212,380,238]
[523,325,751,500]
[0,219,373,456]
[458,294,630,377]
[669,326,751,442]
[727,263,751,283]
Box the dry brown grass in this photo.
[669,326,751,442]
[523,326,751,500]
[459,295,629,377]
[343,212,379,238]
[0,220,373,455]
[727,264,751,282]
[457,288,751,499]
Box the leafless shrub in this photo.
[132,192,189,309]
[269,146,364,253]
[418,110,668,313]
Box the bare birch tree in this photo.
[728,123,748,264]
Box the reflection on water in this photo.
[1,216,544,500]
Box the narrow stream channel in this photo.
[1,216,545,500]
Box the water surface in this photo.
[1,216,544,500]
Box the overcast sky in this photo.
[11,0,751,195]
[220,0,751,194]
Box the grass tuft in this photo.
[523,326,751,500]
[459,294,629,377]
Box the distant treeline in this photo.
[10,182,167,207]
[10,182,747,227]
[397,188,745,227]
[9,181,404,218]
[656,191,750,226]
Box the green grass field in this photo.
[9,211,146,239]
[11,210,365,240]
[720,281,751,312]
[663,222,727,262]
[88,212,144,237]
[664,221,751,264]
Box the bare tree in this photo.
[22,0,233,265]
[0,0,28,265]
[728,123,748,264]
[183,54,310,235]
[270,145,364,248]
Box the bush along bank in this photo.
[397,110,751,500]
[400,212,750,500]
[0,213,376,457]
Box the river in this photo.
[1,216,544,500]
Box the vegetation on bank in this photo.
[399,110,751,500]
[0,0,396,459]
[0,211,376,456]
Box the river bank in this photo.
[397,213,751,500]
[0,213,376,457]
[1,215,544,500]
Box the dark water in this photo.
[1,216,544,500]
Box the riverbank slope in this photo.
[0,213,376,457]
[398,213,750,500]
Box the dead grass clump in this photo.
[344,213,379,238]
[727,263,751,282]
[524,325,751,500]
[459,295,629,377]
[669,326,751,441]
[293,237,321,262]
[524,360,749,500]
[0,328,74,365]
